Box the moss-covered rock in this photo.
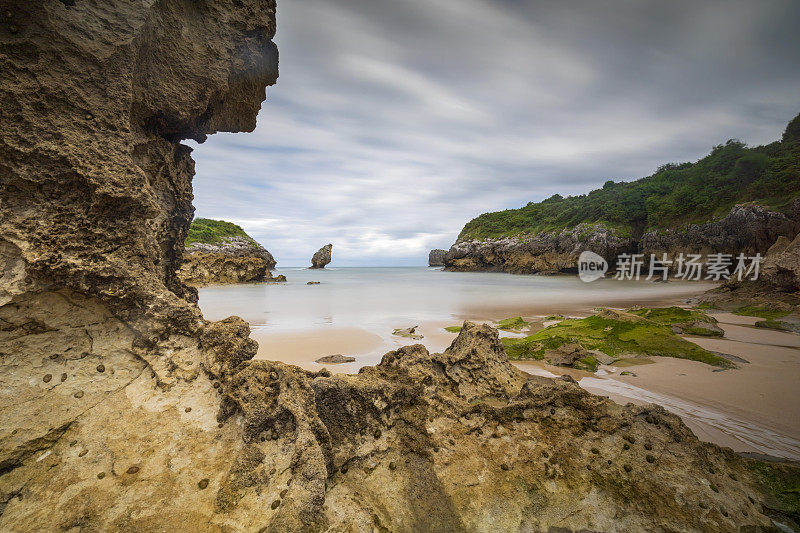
[502,308,733,368]
[496,316,530,331]
[754,318,800,334]
[734,305,791,320]
[746,459,800,529]
[627,306,723,337]
[573,355,599,372]
[444,326,462,333]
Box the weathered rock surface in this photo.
[445,223,633,274]
[762,233,800,292]
[179,236,279,286]
[445,202,800,275]
[315,354,355,364]
[639,201,800,261]
[698,225,800,314]
[0,1,791,531]
[428,249,447,267]
[310,244,332,269]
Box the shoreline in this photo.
[250,294,800,461]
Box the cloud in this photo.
[188,0,800,266]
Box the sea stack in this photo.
[310,243,333,269]
[428,249,447,266]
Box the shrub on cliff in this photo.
[186,218,257,246]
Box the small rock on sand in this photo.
[393,326,423,339]
[315,354,355,364]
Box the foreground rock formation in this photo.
[428,249,447,266]
[179,236,280,286]
[0,1,795,531]
[3,316,781,531]
[310,244,332,269]
[445,202,800,274]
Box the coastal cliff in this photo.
[447,202,800,274]
[446,116,800,274]
[446,223,633,274]
[0,1,792,531]
[178,219,279,286]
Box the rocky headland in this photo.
[446,201,800,274]
[446,223,633,274]
[179,235,280,286]
[310,243,332,269]
[0,1,796,531]
[445,116,800,275]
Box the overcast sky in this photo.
[189,0,800,267]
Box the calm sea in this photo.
[197,266,716,333]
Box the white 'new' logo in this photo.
[578,251,608,282]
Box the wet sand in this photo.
[517,316,800,460]
[253,310,800,460]
[253,326,385,374]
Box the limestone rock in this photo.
[639,201,800,261]
[178,236,277,285]
[393,326,423,339]
[443,202,799,275]
[428,249,447,266]
[444,223,633,274]
[762,232,800,292]
[315,354,355,364]
[310,244,332,269]
[545,343,589,367]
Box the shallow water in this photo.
[198,266,715,332]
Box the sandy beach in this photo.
[526,312,800,460]
[251,310,800,461]
[200,268,800,461]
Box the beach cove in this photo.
[198,267,800,461]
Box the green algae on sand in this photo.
[626,306,723,337]
[734,305,791,320]
[496,316,530,331]
[502,308,733,368]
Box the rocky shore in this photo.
[179,236,281,286]
[445,223,633,274]
[0,1,796,531]
[445,202,800,274]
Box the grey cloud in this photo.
[189,0,800,266]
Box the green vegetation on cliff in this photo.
[460,113,800,240]
[186,218,256,246]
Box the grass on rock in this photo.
[186,218,257,246]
